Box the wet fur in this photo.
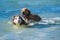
[13,15,27,25]
[26,14,41,21]
[21,8,42,22]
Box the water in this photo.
[0,0,60,40]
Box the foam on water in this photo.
[28,17,60,26]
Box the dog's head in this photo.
[13,15,22,25]
[21,8,31,17]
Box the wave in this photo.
[7,17,60,26]
[28,17,60,26]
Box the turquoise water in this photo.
[0,0,60,40]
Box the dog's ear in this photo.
[19,16,21,19]
[13,16,15,18]
[12,16,15,20]
[14,16,15,17]
[26,9,31,14]
[24,8,31,15]
[19,16,22,20]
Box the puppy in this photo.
[21,8,41,23]
[13,15,27,25]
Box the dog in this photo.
[13,15,27,25]
[21,8,42,23]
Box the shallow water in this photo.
[0,0,60,40]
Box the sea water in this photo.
[0,0,60,40]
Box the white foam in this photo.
[28,23,35,26]
[25,17,60,25]
[46,19,55,24]
[38,22,48,24]
[53,17,60,20]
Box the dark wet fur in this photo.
[13,16,27,25]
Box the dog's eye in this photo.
[23,12,25,15]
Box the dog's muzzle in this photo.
[13,18,21,24]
